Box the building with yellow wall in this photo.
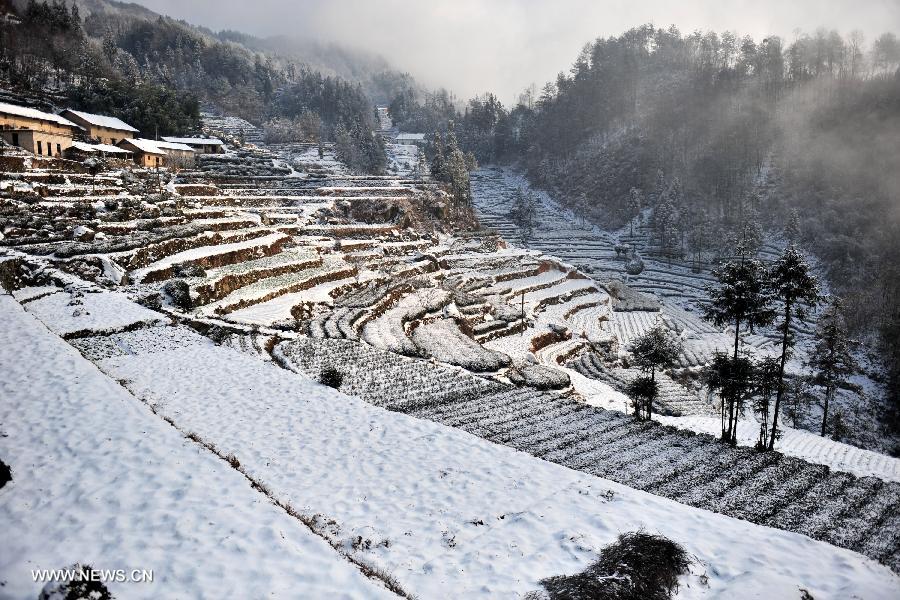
[0,102,77,157]
[117,138,167,168]
[60,109,139,145]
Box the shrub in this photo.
[136,292,162,311]
[38,564,114,600]
[538,531,690,600]
[172,263,206,278]
[0,457,11,489]
[319,367,343,389]
[162,279,192,310]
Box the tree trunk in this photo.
[758,397,769,450]
[723,316,741,442]
[822,385,833,437]
[769,302,793,451]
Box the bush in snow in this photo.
[537,531,690,600]
[0,457,11,489]
[508,365,570,390]
[203,325,230,345]
[320,367,343,389]
[162,279,192,310]
[38,564,114,600]
[171,262,206,278]
[135,292,162,311]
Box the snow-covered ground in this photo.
[23,289,166,337]
[0,295,393,599]
[4,134,899,598]
[657,415,900,483]
[23,313,892,598]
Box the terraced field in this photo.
[271,334,900,573]
[5,133,898,576]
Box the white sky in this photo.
[133,0,900,103]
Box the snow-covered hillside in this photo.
[3,292,899,598]
[2,133,898,598]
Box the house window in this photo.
[46,143,51,156]
[11,133,18,146]
[57,144,61,154]
[37,141,42,155]
[155,156,160,166]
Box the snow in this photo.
[153,140,195,153]
[224,276,360,325]
[82,321,900,599]
[0,102,77,128]
[0,295,393,600]
[120,138,166,155]
[658,415,900,483]
[161,136,224,146]
[70,141,132,154]
[62,109,139,132]
[129,231,288,283]
[24,289,165,337]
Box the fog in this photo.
[133,0,900,102]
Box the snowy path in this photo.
[68,322,900,598]
[0,296,394,599]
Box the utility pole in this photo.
[520,290,525,335]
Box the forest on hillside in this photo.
[388,25,900,430]
[0,0,390,172]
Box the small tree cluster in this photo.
[429,127,475,212]
[508,187,538,240]
[626,324,682,420]
[333,119,387,175]
[702,244,821,448]
[807,297,858,437]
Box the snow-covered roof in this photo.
[161,136,224,146]
[0,102,77,128]
[119,138,166,155]
[70,141,132,154]
[154,140,195,152]
[395,133,426,141]
[119,138,194,155]
[61,109,139,133]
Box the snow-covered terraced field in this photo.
[0,296,393,600]
[5,133,900,594]
[20,307,891,596]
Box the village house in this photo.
[59,109,139,146]
[65,141,133,162]
[395,132,426,146]
[161,136,225,154]
[117,138,167,168]
[117,138,195,168]
[0,101,77,157]
[154,140,196,168]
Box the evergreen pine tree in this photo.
[703,247,774,442]
[430,132,446,182]
[627,324,682,420]
[807,296,858,437]
[751,356,781,449]
[784,208,801,244]
[627,187,642,236]
[768,245,821,449]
